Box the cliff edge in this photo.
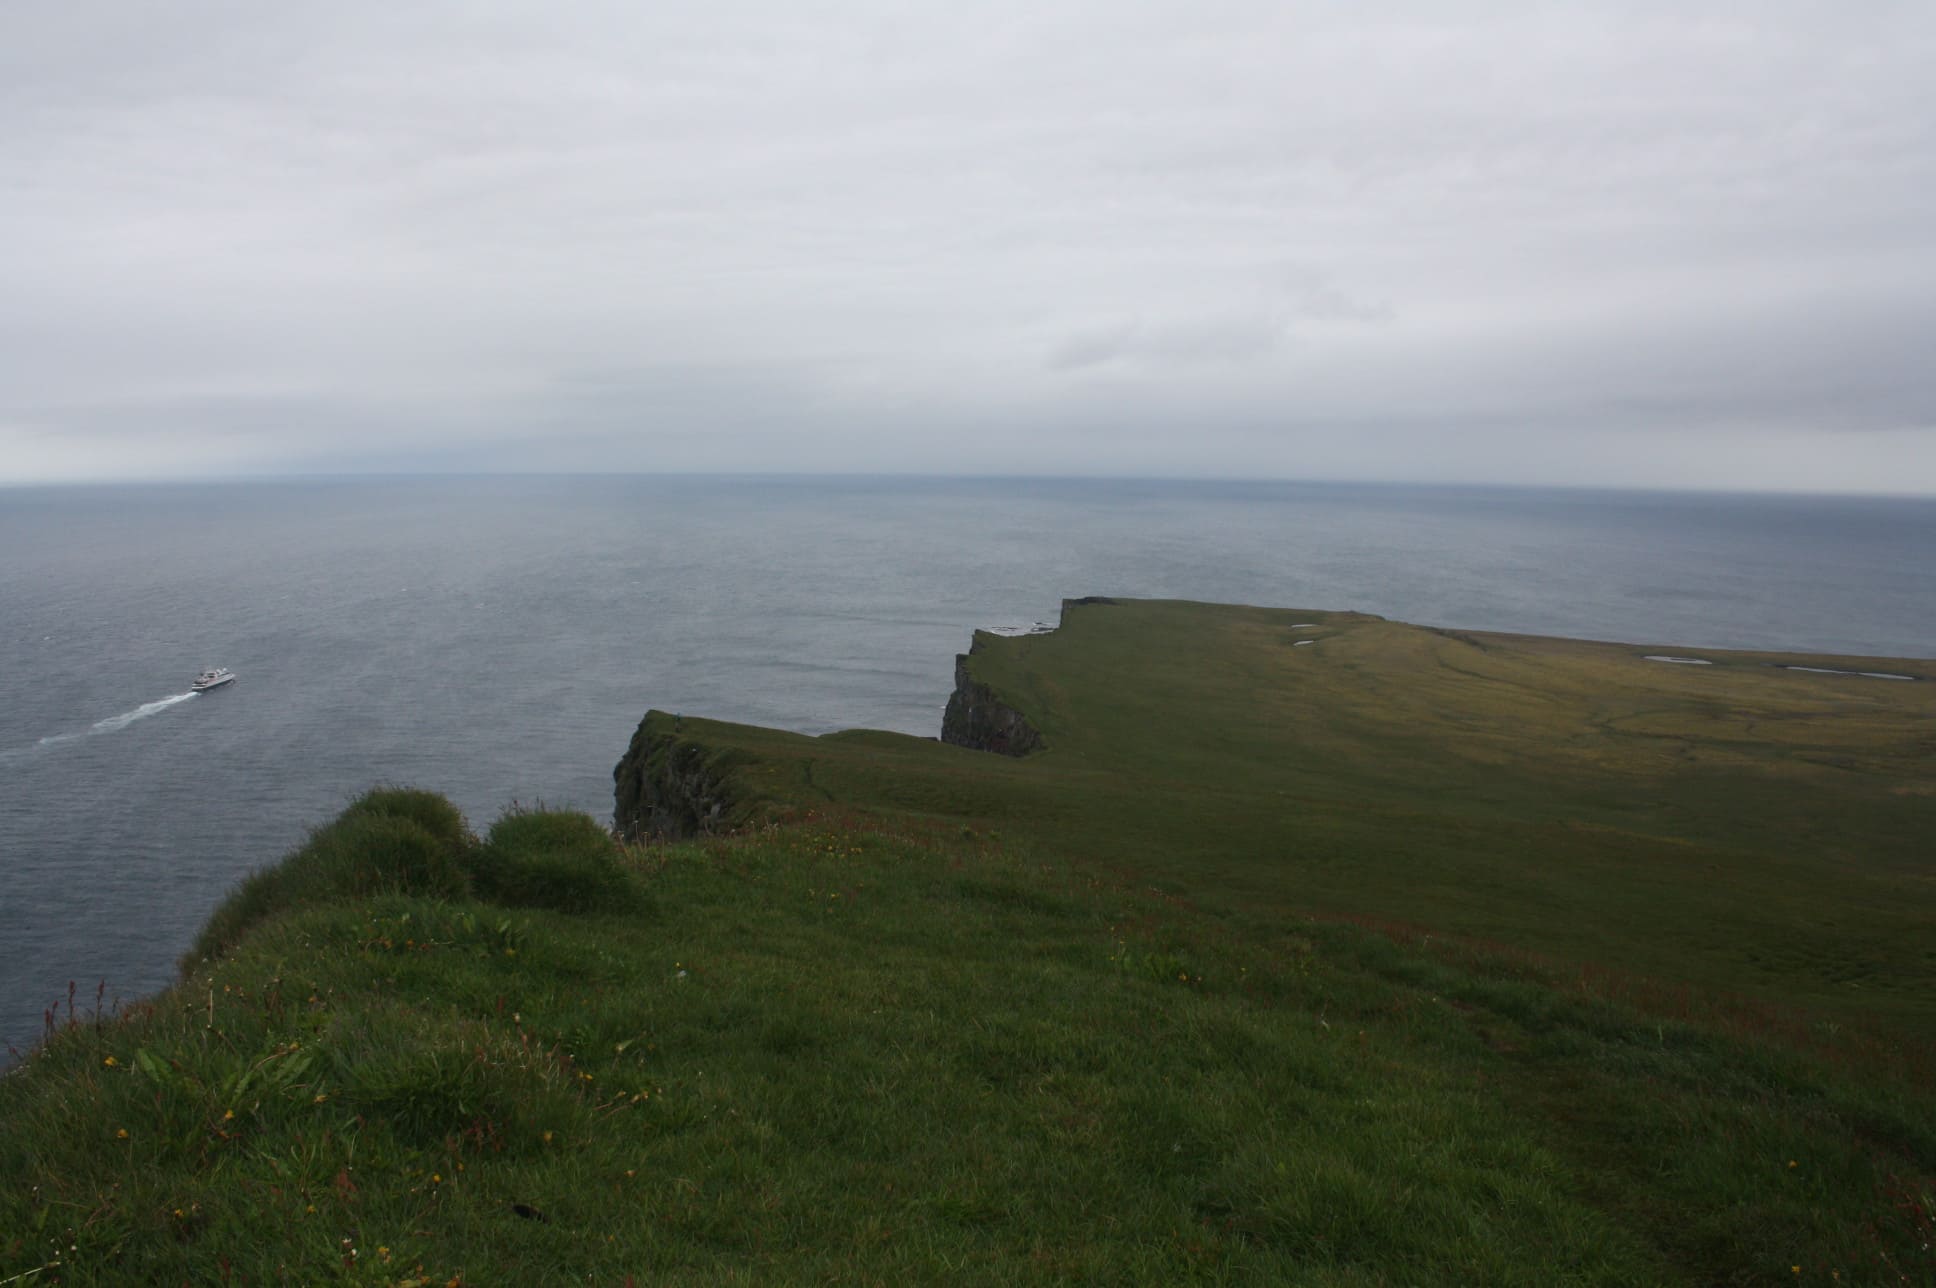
[940,633,1044,757]
[612,710,763,841]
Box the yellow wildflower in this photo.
[116,1128,128,1139]
[102,1056,118,1068]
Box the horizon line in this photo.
[3,468,1935,503]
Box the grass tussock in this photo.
[470,806,647,914]
[339,785,473,850]
[184,788,475,966]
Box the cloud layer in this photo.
[5,2,1935,490]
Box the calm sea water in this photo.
[3,475,1933,1060]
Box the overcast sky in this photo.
[4,3,1935,491]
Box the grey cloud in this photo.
[1045,324,1140,373]
[1273,268,1394,326]
[1047,314,1286,372]
[2,2,1934,490]
[1046,268,1390,371]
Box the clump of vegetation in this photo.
[468,806,645,914]
[338,785,473,849]
[185,788,474,965]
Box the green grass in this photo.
[6,813,1932,1283]
[3,598,1933,1282]
[470,807,647,915]
[634,599,1936,1032]
[185,788,476,965]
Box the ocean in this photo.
[3,475,1933,1061]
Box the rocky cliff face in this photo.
[618,629,1050,839]
[940,638,1044,757]
[612,712,756,841]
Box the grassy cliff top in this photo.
[4,599,1933,1283]
[627,598,1936,1031]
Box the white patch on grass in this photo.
[1784,666,1916,681]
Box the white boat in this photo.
[191,667,236,692]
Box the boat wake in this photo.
[6,692,201,759]
[82,691,200,736]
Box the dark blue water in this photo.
[3,475,1933,1060]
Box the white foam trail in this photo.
[88,691,199,733]
[23,691,199,753]
[1643,655,1712,666]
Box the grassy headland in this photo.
[627,599,1936,1030]
[3,600,1933,1283]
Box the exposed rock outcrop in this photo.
[619,622,1054,836]
[940,637,1043,757]
[612,712,758,841]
